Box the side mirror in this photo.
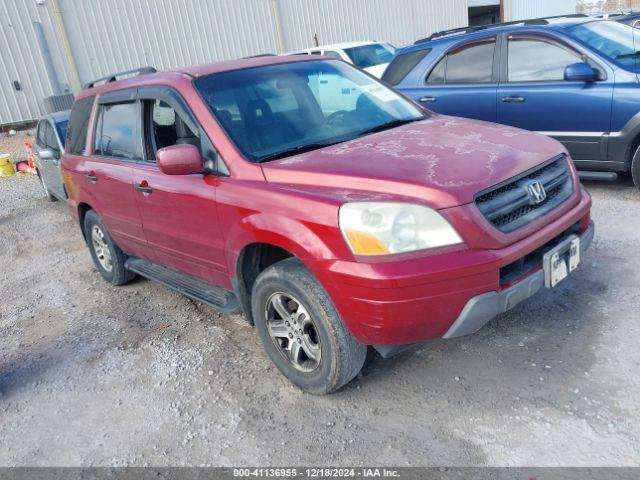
[156,144,203,175]
[38,148,54,160]
[564,62,597,82]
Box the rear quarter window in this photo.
[381,48,431,86]
[67,96,95,155]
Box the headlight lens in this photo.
[339,202,463,255]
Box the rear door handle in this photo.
[135,182,153,194]
[501,96,525,103]
[419,96,437,103]
[85,173,97,182]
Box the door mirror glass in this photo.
[38,148,54,160]
[564,62,597,82]
[156,144,203,175]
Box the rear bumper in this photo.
[317,190,592,346]
[442,221,593,339]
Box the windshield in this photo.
[344,43,396,69]
[567,20,640,70]
[56,120,68,143]
[194,60,424,162]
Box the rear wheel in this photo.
[632,145,640,190]
[83,210,135,285]
[251,258,367,394]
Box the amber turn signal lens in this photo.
[343,229,390,255]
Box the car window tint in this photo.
[67,96,95,155]
[508,38,579,82]
[94,102,141,160]
[426,56,446,85]
[445,42,495,84]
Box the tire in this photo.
[37,170,57,202]
[83,210,136,286]
[251,258,367,394]
[632,145,640,190]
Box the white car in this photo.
[289,41,396,78]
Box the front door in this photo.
[497,34,614,161]
[131,92,228,287]
[403,37,499,122]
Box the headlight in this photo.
[339,202,463,255]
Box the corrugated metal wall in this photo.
[278,0,468,50]
[0,0,73,125]
[1,0,468,125]
[509,0,577,20]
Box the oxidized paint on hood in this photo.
[261,115,567,209]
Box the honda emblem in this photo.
[525,180,547,204]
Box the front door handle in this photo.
[501,96,526,103]
[419,96,437,103]
[135,182,153,194]
[85,173,97,182]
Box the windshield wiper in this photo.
[257,140,343,163]
[356,118,422,137]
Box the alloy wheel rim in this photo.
[265,292,321,372]
[91,225,113,272]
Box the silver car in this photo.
[34,110,70,201]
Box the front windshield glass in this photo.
[567,20,640,70]
[344,43,396,69]
[194,60,424,162]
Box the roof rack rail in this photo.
[415,13,589,44]
[83,66,157,90]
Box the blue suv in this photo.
[383,15,640,188]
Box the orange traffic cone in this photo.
[24,140,36,173]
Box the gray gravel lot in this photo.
[0,161,639,466]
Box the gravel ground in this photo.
[1,149,639,466]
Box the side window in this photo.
[93,102,141,160]
[426,57,445,85]
[426,41,495,85]
[36,121,47,146]
[508,38,580,82]
[44,122,60,157]
[145,99,200,158]
[67,96,95,155]
[323,50,343,60]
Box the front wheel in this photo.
[251,258,367,394]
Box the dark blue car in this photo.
[383,15,640,188]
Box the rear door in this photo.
[403,36,499,122]
[496,33,614,161]
[87,93,147,258]
[131,86,228,287]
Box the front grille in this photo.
[475,155,573,233]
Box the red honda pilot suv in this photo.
[62,56,593,394]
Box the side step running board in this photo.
[125,258,241,315]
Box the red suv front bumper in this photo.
[313,188,593,349]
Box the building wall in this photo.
[0,0,468,126]
[508,0,577,20]
[0,0,73,126]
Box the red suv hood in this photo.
[261,115,566,209]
